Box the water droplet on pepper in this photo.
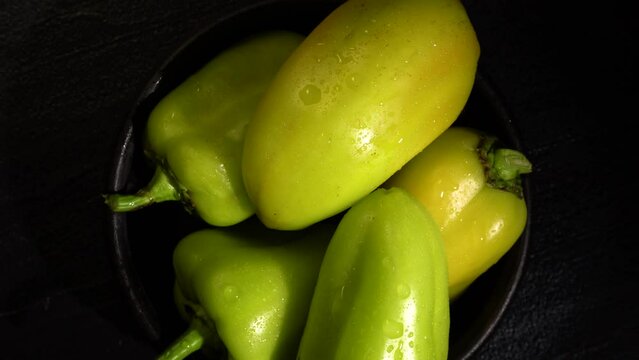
[299,84,321,105]
[383,319,404,339]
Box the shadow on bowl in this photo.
[108,1,530,359]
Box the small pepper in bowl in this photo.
[297,187,450,360]
[385,126,532,298]
[158,221,335,360]
[104,31,303,227]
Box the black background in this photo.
[1,0,637,359]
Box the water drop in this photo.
[331,286,346,314]
[223,285,239,303]
[299,84,321,105]
[396,283,410,299]
[383,319,404,339]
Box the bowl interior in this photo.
[108,1,530,359]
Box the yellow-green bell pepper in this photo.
[385,126,532,298]
[105,31,303,226]
[298,188,449,360]
[242,0,480,230]
[157,220,335,360]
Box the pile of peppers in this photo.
[104,0,533,359]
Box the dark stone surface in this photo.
[1,0,637,359]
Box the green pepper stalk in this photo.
[104,31,304,227]
[156,316,212,360]
[298,188,450,360]
[385,126,532,298]
[478,135,532,199]
[157,220,335,360]
[157,328,203,360]
[104,166,182,212]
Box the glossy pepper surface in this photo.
[385,126,532,298]
[298,188,449,360]
[242,0,480,230]
[157,220,334,360]
[105,31,304,226]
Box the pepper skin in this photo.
[242,0,480,230]
[297,188,449,360]
[157,220,335,360]
[104,31,304,226]
[385,126,532,298]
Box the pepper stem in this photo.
[104,166,179,212]
[478,136,533,199]
[493,148,533,180]
[156,325,204,360]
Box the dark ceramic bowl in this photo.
[108,1,531,359]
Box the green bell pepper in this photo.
[105,31,303,226]
[242,0,480,230]
[157,219,335,360]
[298,188,449,360]
[385,126,532,298]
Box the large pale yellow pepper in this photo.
[242,0,480,230]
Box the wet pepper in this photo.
[243,0,480,230]
[105,31,304,226]
[157,220,335,360]
[298,188,449,360]
[385,126,532,298]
